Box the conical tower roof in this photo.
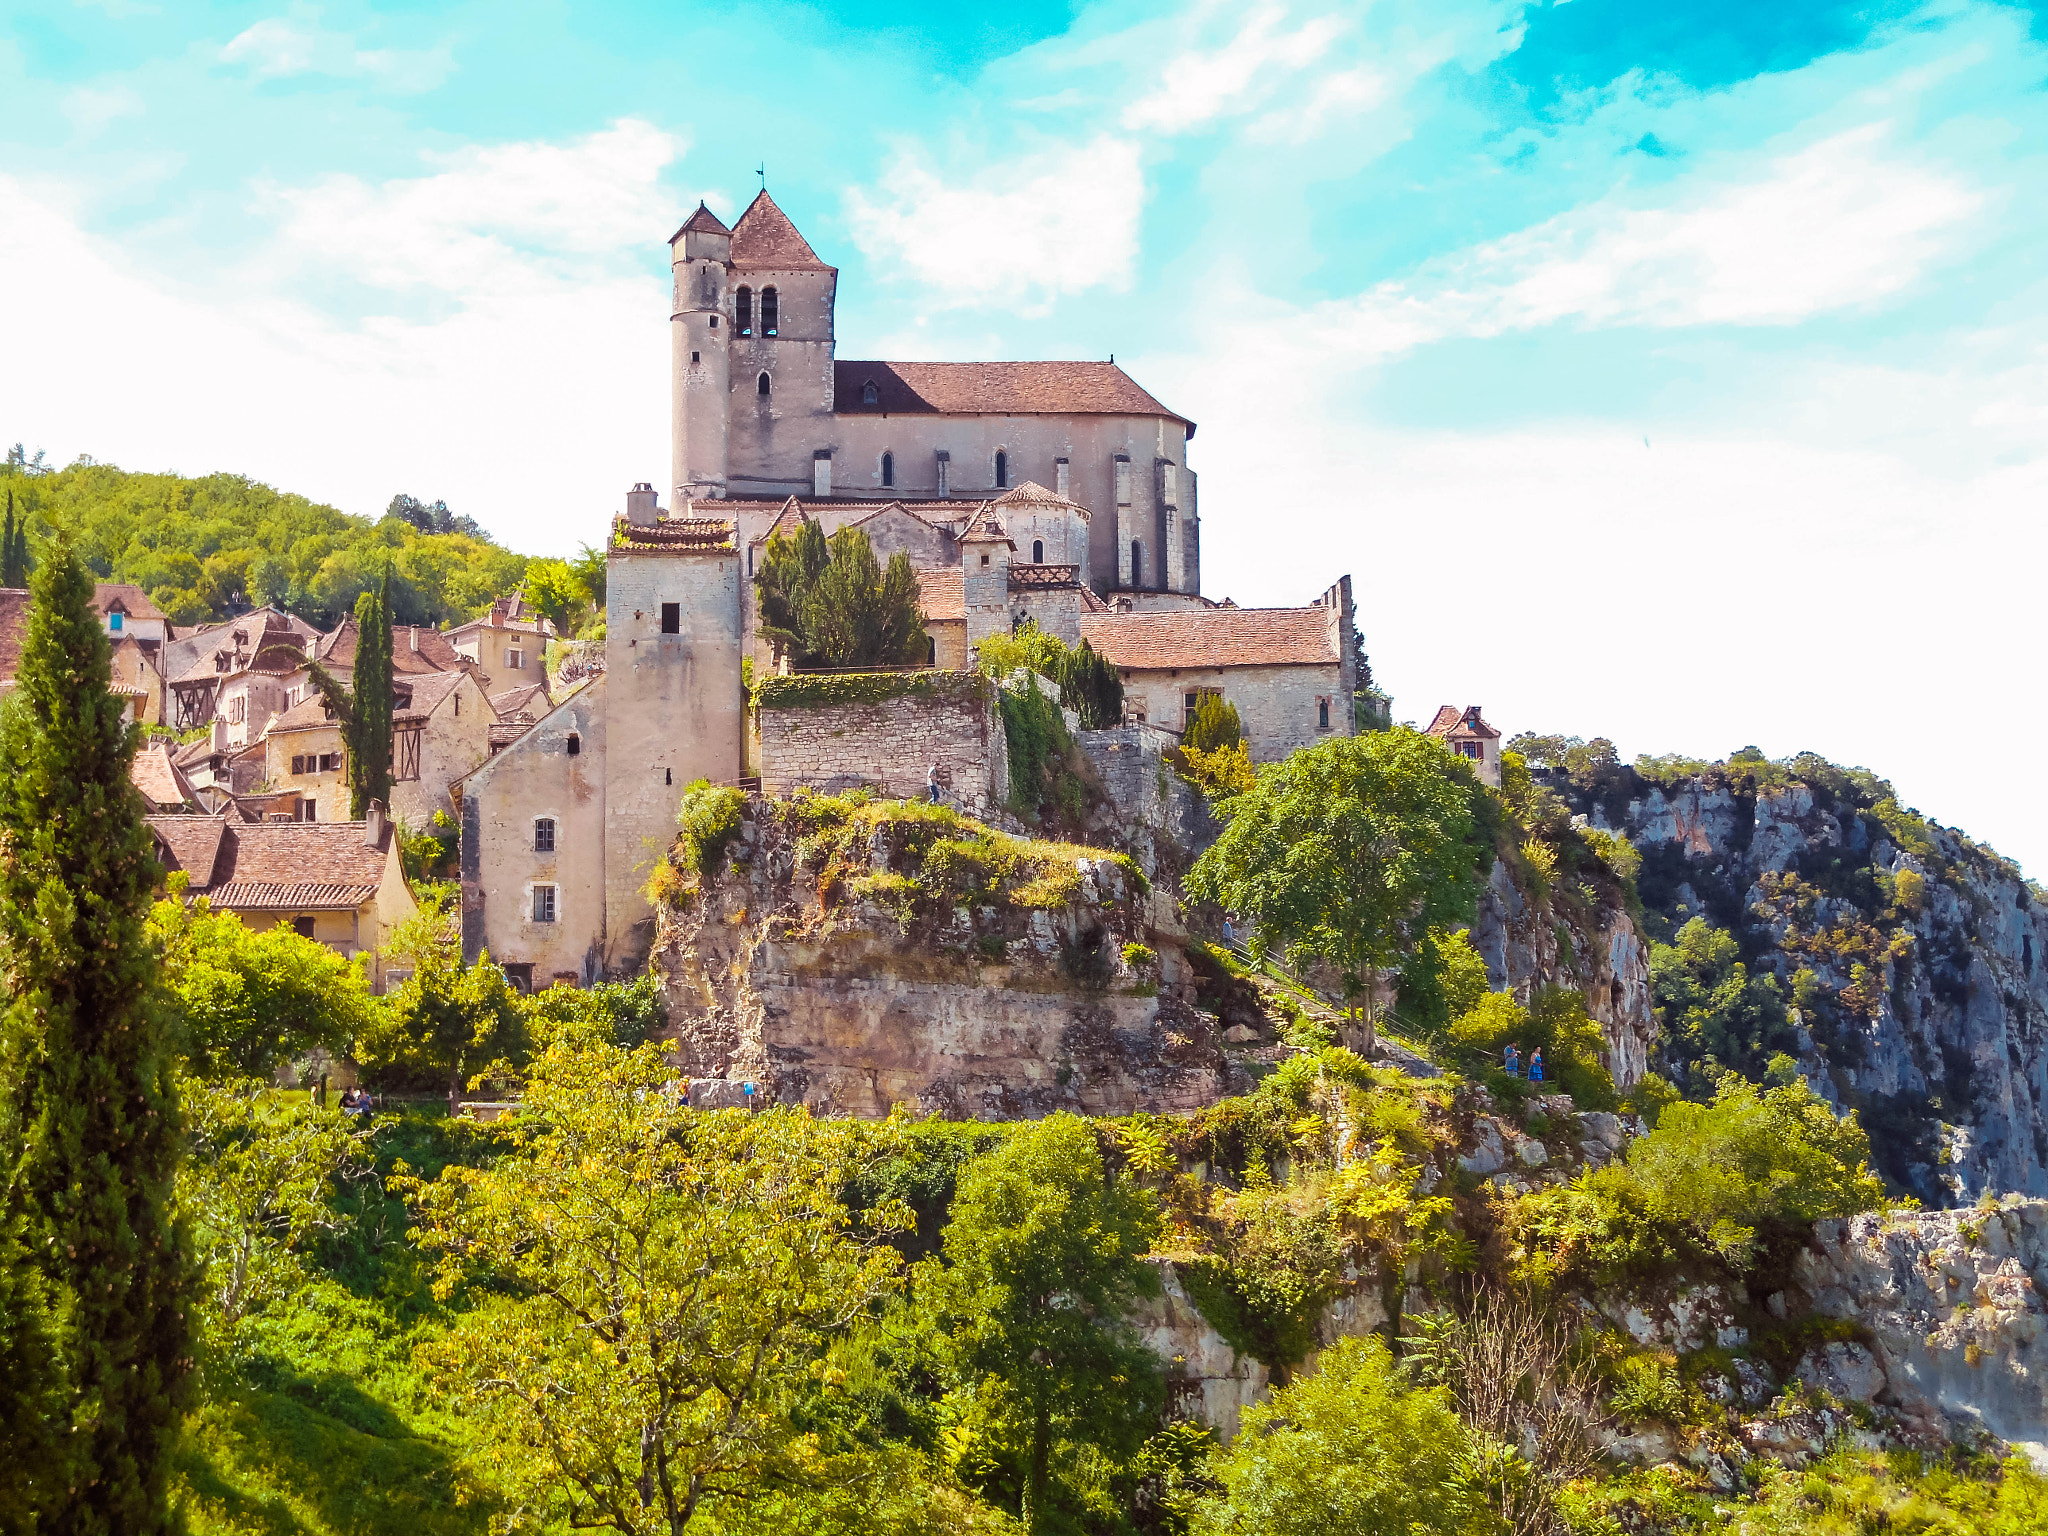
[730,190,833,272]
[668,201,731,243]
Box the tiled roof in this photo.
[959,507,1012,546]
[670,201,731,242]
[148,815,395,907]
[394,668,468,724]
[911,568,965,623]
[210,880,379,911]
[0,588,30,683]
[993,480,1092,522]
[612,517,737,552]
[265,691,340,735]
[488,720,532,749]
[315,618,469,676]
[448,595,553,639]
[149,815,231,885]
[490,683,549,720]
[1425,705,1500,742]
[1077,608,1338,671]
[728,191,832,272]
[833,361,1192,434]
[131,742,197,809]
[93,583,167,622]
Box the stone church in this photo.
[457,190,1356,986]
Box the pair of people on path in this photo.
[339,1085,372,1118]
[1502,1043,1544,1083]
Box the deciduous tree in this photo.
[406,1042,908,1535]
[0,540,194,1532]
[1186,728,1492,1042]
[353,900,522,1114]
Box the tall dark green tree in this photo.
[1,489,27,588]
[307,568,395,819]
[755,520,928,669]
[0,540,193,1533]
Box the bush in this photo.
[675,779,747,874]
[1182,694,1242,753]
[1446,985,1617,1109]
[975,621,1122,729]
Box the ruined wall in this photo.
[755,673,1008,817]
[651,797,1241,1119]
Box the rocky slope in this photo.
[1549,756,2048,1203]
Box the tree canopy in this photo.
[1186,727,1493,1031]
[755,520,928,669]
[0,459,528,628]
[307,570,397,820]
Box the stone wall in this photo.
[756,672,1009,818]
[1077,723,1216,880]
[1119,661,1345,763]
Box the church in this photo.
[456,190,1356,986]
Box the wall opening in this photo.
[862,380,879,405]
[761,286,778,336]
[1131,540,1143,587]
[881,451,894,488]
[735,286,753,336]
[660,602,680,634]
[566,733,581,757]
[994,450,1008,488]
[1032,539,1043,563]
[757,371,771,398]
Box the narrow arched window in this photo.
[758,371,771,398]
[735,286,753,336]
[761,286,778,337]
[995,450,1008,488]
[1131,540,1143,587]
[1032,539,1043,563]
[881,451,894,488]
[862,380,879,406]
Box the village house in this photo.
[1425,705,1503,787]
[446,595,554,691]
[263,668,494,827]
[132,740,200,811]
[147,803,419,992]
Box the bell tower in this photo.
[670,202,732,503]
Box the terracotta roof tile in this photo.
[209,880,380,911]
[93,583,167,622]
[912,568,965,623]
[670,201,731,242]
[612,517,737,552]
[131,742,198,809]
[490,683,550,721]
[993,480,1092,522]
[959,507,1012,546]
[393,669,468,723]
[0,588,30,683]
[1077,608,1338,671]
[728,191,832,271]
[148,817,395,906]
[834,361,1192,434]
[1426,705,1499,742]
[149,815,231,885]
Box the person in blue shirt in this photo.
[1504,1042,1520,1078]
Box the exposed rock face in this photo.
[651,798,1242,1118]
[1573,767,2048,1202]
[1799,1201,2048,1463]
[1469,861,1657,1089]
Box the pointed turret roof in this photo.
[669,201,731,244]
[992,480,1092,522]
[730,190,833,272]
[959,506,1014,548]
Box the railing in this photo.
[1007,564,1081,589]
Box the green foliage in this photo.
[998,673,1088,821]
[406,1042,909,1536]
[756,519,929,669]
[399,809,459,888]
[518,545,605,637]
[353,901,523,1111]
[305,569,396,820]
[517,973,665,1054]
[1446,985,1618,1109]
[1175,740,1257,801]
[974,621,1124,731]
[1181,695,1242,754]
[1651,917,1798,1082]
[0,539,195,1531]
[1186,728,1492,1020]
[0,459,527,628]
[1189,1335,1485,1536]
[753,667,984,712]
[1175,1194,1345,1377]
[923,1114,1164,1534]
[675,779,748,876]
[149,886,381,1080]
[1,486,28,587]
[1395,926,1492,1040]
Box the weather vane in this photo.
[756,162,767,191]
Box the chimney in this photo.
[626,482,659,526]
[363,799,388,848]
[410,627,419,652]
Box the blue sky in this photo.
[4,0,2048,870]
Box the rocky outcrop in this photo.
[1573,766,2048,1202]
[1469,862,1657,1089]
[651,797,1243,1119]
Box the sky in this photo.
[3,0,2047,870]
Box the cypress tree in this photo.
[2,489,23,588]
[0,540,193,1532]
[307,569,395,819]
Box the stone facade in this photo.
[756,673,1009,817]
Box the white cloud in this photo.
[0,121,694,555]
[1322,124,1983,357]
[220,8,451,92]
[62,84,144,135]
[844,136,1145,310]
[1121,2,1349,135]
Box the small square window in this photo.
[979,554,990,567]
[507,649,523,670]
[534,817,556,853]
[292,916,315,938]
[533,885,557,924]
[660,603,680,634]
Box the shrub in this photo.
[1447,985,1617,1109]
[675,779,747,874]
[1182,694,1243,754]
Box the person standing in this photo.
[1504,1042,1520,1078]
[1528,1048,1544,1084]
[928,763,942,803]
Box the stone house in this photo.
[147,803,419,993]
[446,594,555,693]
[1077,577,1359,763]
[668,192,1199,597]
[1425,705,1502,787]
[261,668,495,828]
[108,634,164,725]
[455,515,743,987]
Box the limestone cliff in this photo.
[1550,758,2047,1203]
[649,794,1245,1118]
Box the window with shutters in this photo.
[506,649,522,671]
[533,817,556,853]
[533,885,557,924]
